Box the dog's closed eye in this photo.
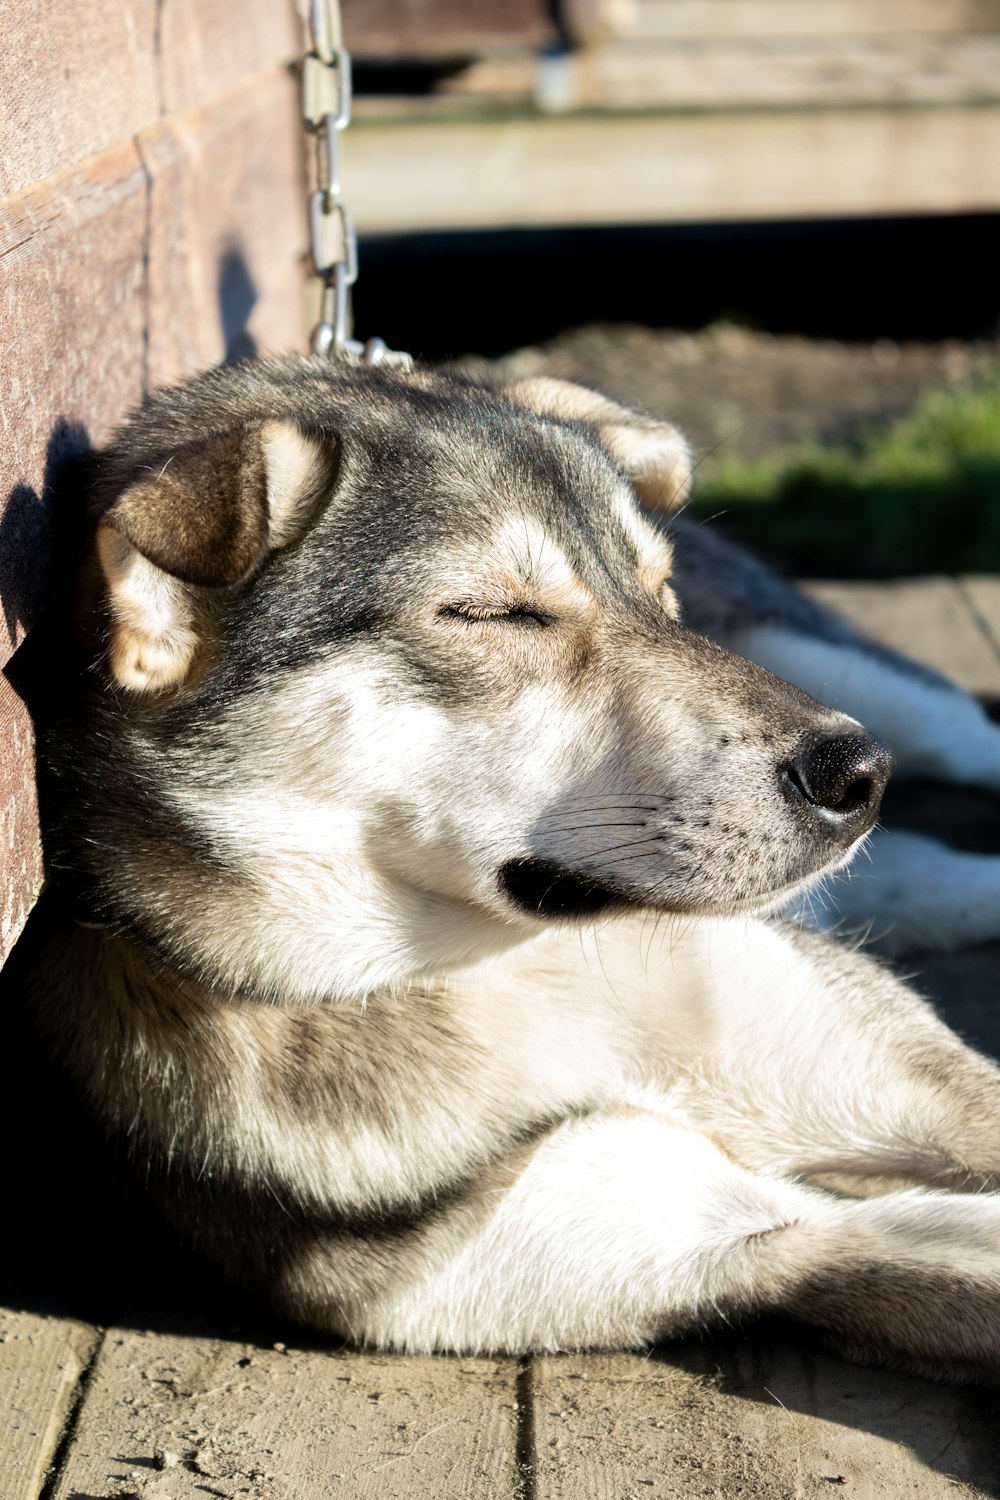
[439,601,555,629]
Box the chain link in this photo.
[300,0,411,366]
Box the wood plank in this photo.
[158,0,300,117]
[0,0,302,197]
[0,1,158,197]
[0,1308,100,1500]
[0,142,147,965]
[0,676,42,968]
[803,577,1000,695]
[343,0,555,53]
[632,0,1000,41]
[0,140,148,666]
[51,1331,519,1499]
[139,69,308,390]
[345,105,1000,233]
[570,35,1000,111]
[530,1344,1000,1497]
[441,34,1000,110]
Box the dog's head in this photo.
[46,360,891,1001]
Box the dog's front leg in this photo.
[298,1100,1000,1381]
[310,1103,815,1353]
[640,916,1000,1189]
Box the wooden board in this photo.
[139,68,307,387]
[0,1,158,198]
[631,0,1000,40]
[0,1308,100,1500]
[0,139,148,665]
[569,34,1000,110]
[158,0,300,117]
[0,0,302,200]
[342,0,555,53]
[51,1331,520,1499]
[346,104,1000,232]
[530,1344,1000,1497]
[0,76,304,968]
[437,35,1000,112]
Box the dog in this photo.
[18,357,1000,1381]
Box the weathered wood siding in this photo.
[0,0,309,966]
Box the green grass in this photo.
[688,376,1000,578]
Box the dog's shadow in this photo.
[645,1327,1000,1494]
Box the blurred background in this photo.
[341,0,1000,579]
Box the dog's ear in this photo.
[96,421,329,693]
[508,376,693,512]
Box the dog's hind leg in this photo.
[756,1187,1000,1383]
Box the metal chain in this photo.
[300,0,411,366]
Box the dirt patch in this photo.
[493,322,1000,461]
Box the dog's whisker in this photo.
[547,820,651,833]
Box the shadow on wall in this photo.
[0,418,92,655]
[218,243,259,364]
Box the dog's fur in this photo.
[20,358,1000,1381]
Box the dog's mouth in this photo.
[499,837,867,924]
[499,859,628,919]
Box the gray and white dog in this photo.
[22,358,1000,1380]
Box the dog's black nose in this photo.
[781,730,894,834]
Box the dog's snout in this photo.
[781,730,894,834]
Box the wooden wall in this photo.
[0,1,310,966]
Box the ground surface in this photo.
[495,323,1000,461]
[5,335,1000,1498]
